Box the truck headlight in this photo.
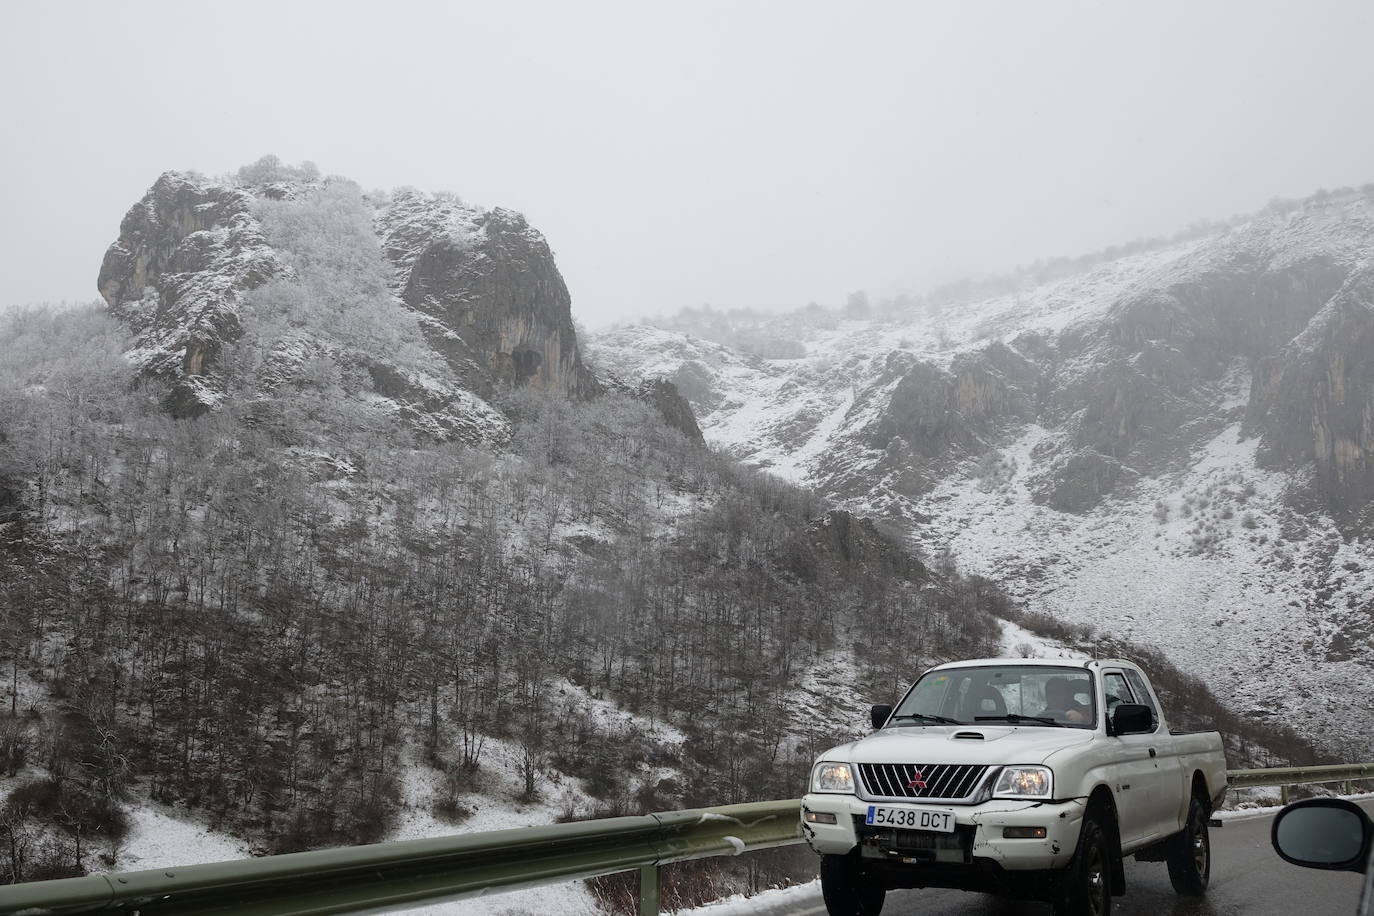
[811,762,856,793]
[993,766,1053,799]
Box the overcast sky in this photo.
[3,1,1372,327]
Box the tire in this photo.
[1056,814,1113,916]
[1165,793,1210,895]
[820,852,885,916]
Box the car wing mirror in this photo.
[1110,703,1152,735]
[870,704,893,730]
[1271,798,1372,874]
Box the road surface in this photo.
[742,798,1372,916]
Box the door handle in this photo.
[1148,748,1157,758]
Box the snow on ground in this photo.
[674,879,821,914]
[381,701,677,915]
[390,739,576,842]
[614,302,1374,756]
[117,802,252,870]
[998,620,1091,661]
[605,266,1130,484]
[789,647,870,746]
[956,240,1204,344]
[96,741,605,915]
[1215,789,1374,820]
[548,678,687,748]
[591,239,1205,482]
[767,385,855,483]
[911,421,1374,755]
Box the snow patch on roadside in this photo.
[672,879,821,914]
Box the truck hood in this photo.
[824,726,1095,767]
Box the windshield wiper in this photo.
[889,713,962,725]
[975,714,1067,727]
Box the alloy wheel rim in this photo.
[1193,824,1208,874]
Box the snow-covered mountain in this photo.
[592,189,1374,759]
[1,157,980,894]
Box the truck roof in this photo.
[929,657,1142,671]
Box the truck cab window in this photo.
[1123,668,1160,731]
[1103,672,1134,715]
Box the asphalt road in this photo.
[748,799,1373,916]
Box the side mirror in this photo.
[871,704,893,730]
[1272,798,1372,874]
[1111,703,1153,736]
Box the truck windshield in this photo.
[890,665,1097,729]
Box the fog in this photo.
[2,0,1372,325]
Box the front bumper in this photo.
[800,793,1086,872]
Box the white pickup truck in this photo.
[801,658,1228,916]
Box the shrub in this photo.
[4,776,129,843]
[433,769,476,824]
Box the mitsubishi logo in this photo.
[907,770,927,792]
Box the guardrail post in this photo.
[1280,785,1289,805]
[1343,780,1353,796]
[639,865,661,916]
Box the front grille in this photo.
[858,762,990,801]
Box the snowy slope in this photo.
[591,192,1374,758]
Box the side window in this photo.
[1103,672,1134,714]
[1122,669,1160,732]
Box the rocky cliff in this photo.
[377,191,598,399]
[97,160,692,441]
[590,188,1374,757]
[1247,264,1374,522]
[97,172,282,415]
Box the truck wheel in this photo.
[1165,793,1210,895]
[820,852,885,916]
[1056,815,1112,916]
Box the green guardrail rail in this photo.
[2,764,1371,916]
[0,800,802,916]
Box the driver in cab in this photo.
[1039,677,1090,724]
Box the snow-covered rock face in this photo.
[376,189,598,399]
[1248,263,1374,518]
[98,172,283,415]
[97,170,599,440]
[591,191,1374,757]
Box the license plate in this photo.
[865,805,956,832]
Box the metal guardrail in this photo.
[0,800,802,916]
[1226,761,1374,804]
[2,764,1371,916]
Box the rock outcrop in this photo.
[376,190,598,399]
[605,376,703,443]
[1247,265,1374,518]
[97,172,282,415]
[1039,239,1359,492]
[97,164,641,444]
[869,343,1038,484]
[1027,446,1136,514]
[803,509,929,584]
